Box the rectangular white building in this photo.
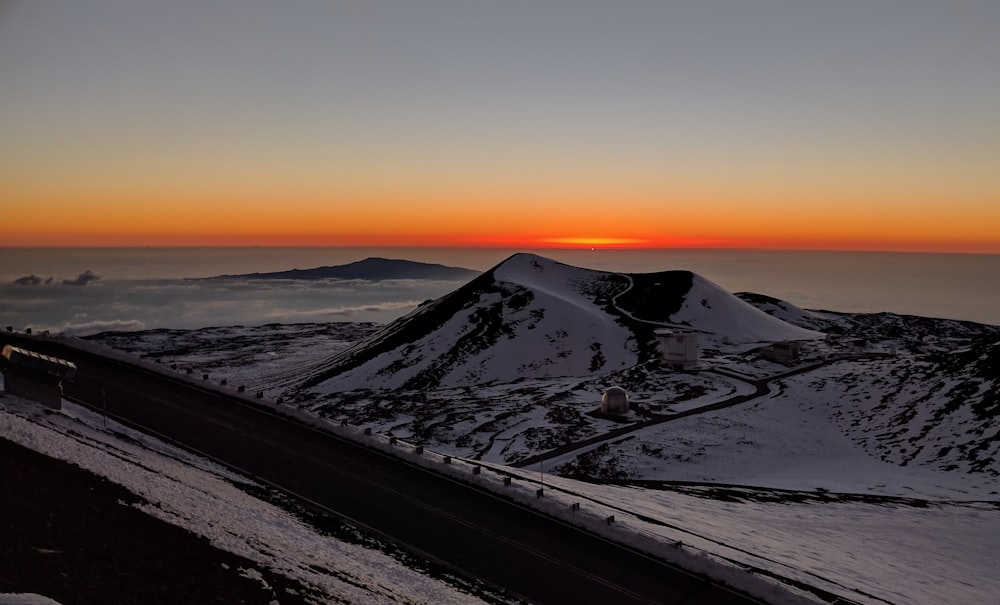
[655,329,699,370]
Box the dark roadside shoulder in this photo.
[0,437,312,605]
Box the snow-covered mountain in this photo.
[300,253,821,392]
[71,258,1000,605]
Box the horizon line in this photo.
[2,244,999,255]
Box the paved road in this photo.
[513,355,886,470]
[1,334,767,605]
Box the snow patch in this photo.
[674,275,823,342]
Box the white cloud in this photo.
[58,319,148,336]
[261,300,422,321]
[2,276,460,333]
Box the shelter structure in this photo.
[655,329,699,370]
[1,344,76,409]
[761,341,804,364]
[600,386,629,415]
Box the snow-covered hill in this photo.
[783,338,1000,477]
[670,276,822,342]
[64,312,1000,605]
[72,265,1000,605]
[299,253,821,393]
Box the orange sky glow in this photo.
[2,2,999,254]
[3,196,998,253]
[2,179,998,252]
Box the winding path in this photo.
[511,272,890,470]
[512,354,887,470]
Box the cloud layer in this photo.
[1,277,461,336]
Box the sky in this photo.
[2,1,999,252]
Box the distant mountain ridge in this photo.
[205,257,479,281]
[298,253,822,392]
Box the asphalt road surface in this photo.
[2,334,769,605]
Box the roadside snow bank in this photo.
[0,397,492,605]
[0,596,64,605]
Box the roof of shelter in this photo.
[1,344,77,379]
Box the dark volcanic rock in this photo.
[206,257,479,282]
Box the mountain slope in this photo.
[301,254,636,392]
[823,338,1000,475]
[671,276,825,342]
[206,257,478,281]
[299,253,822,393]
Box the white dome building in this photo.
[600,386,629,415]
